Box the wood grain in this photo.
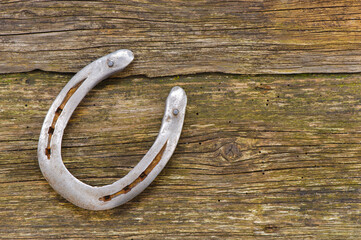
[1,0,361,77]
[1,71,361,239]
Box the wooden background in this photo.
[1,0,361,239]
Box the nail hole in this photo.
[56,107,62,114]
[48,127,54,134]
[123,185,131,193]
[140,172,147,179]
[102,195,111,201]
[45,147,51,159]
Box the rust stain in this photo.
[45,79,86,159]
[100,141,168,202]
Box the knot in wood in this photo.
[219,142,243,162]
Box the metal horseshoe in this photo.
[37,49,187,210]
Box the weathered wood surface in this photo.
[1,0,361,77]
[1,72,361,239]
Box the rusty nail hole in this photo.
[56,107,63,114]
[103,195,111,201]
[48,127,54,134]
[122,185,132,194]
[45,147,51,158]
[140,172,147,179]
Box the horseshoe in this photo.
[37,49,187,210]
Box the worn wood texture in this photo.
[1,0,361,77]
[1,71,361,239]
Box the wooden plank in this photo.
[1,0,361,77]
[1,71,361,239]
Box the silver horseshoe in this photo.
[37,49,187,210]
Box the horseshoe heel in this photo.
[38,49,187,210]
